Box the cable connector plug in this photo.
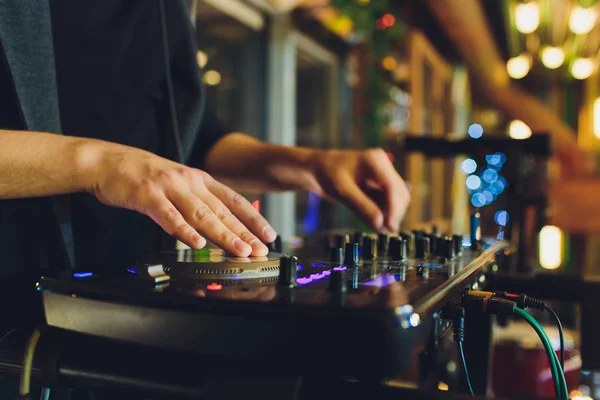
[462,294,516,317]
[466,290,546,311]
[442,305,465,343]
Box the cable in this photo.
[19,328,42,397]
[443,306,473,396]
[158,0,184,164]
[458,341,474,396]
[545,305,565,371]
[515,307,568,400]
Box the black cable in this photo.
[458,341,474,396]
[545,305,565,371]
[158,0,184,164]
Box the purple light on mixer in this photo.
[296,277,313,285]
[127,268,138,275]
[333,266,347,271]
[310,272,325,280]
[323,270,331,276]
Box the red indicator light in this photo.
[505,293,519,298]
[206,283,222,291]
[382,13,396,28]
[252,200,260,213]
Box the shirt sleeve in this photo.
[187,101,233,169]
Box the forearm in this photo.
[204,133,323,193]
[0,129,100,198]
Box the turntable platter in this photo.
[139,248,281,281]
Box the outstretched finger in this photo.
[144,196,207,249]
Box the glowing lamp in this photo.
[196,51,208,68]
[509,120,532,140]
[515,2,540,33]
[569,6,597,35]
[539,225,562,270]
[541,47,564,69]
[571,58,594,80]
[507,54,530,79]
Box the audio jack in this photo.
[465,290,564,370]
[442,306,473,396]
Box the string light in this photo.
[196,51,208,68]
[203,70,222,86]
[381,13,396,28]
[507,54,531,79]
[382,56,397,71]
[541,47,564,69]
[569,5,597,35]
[509,120,532,139]
[515,2,540,34]
[571,58,595,80]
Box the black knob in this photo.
[435,236,447,257]
[352,232,366,247]
[329,268,347,293]
[412,230,425,239]
[278,255,297,287]
[344,242,359,266]
[400,232,414,253]
[389,237,408,260]
[362,236,377,260]
[323,233,333,252]
[415,237,430,259]
[432,225,440,236]
[378,233,389,254]
[330,247,344,264]
[453,234,463,256]
[333,234,349,249]
[267,235,282,253]
[443,237,455,260]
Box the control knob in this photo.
[329,268,348,293]
[278,255,298,287]
[415,237,430,259]
[362,236,377,260]
[389,237,407,260]
[344,242,359,266]
[330,247,344,264]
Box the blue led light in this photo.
[127,268,138,275]
[494,210,509,226]
[471,193,486,208]
[482,169,498,183]
[489,180,505,195]
[460,158,477,174]
[466,175,482,190]
[423,264,441,269]
[311,263,327,268]
[297,264,304,271]
[73,272,93,279]
[468,124,484,139]
[482,190,494,204]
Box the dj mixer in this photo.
[39,230,509,380]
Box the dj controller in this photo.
[39,228,509,381]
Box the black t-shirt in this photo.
[0,0,230,274]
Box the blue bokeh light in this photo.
[471,193,486,208]
[466,175,482,190]
[482,168,499,183]
[482,190,494,204]
[460,158,477,174]
[468,124,484,139]
[494,210,509,226]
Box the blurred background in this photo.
[191,0,600,397]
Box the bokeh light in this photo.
[494,210,509,226]
[482,168,499,183]
[468,124,484,139]
[466,175,482,190]
[460,158,477,174]
[471,193,486,208]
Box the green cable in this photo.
[515,307,568,400]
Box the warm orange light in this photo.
[382,56,397,71]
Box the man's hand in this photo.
[205,134,410,234]
[83,142,276,257]
[306,148,410,233]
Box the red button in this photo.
[206,283,222,291]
